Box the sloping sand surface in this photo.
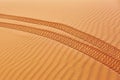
[0,0,120,80]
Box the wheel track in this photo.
[0,13,120,60]
[0,22,120,74]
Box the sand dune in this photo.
[0,0,120,80]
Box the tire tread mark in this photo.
[0,22,119,74]
[0,14,120,60]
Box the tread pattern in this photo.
[0,22,120,75]
[0,14,120,60]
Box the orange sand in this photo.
[0,0,120,80]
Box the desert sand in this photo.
[0,0,120,80]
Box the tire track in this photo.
[0,22,120,74]
[0,13,120,60]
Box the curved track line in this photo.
[0,14,120,60]
[0,22,120,74]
